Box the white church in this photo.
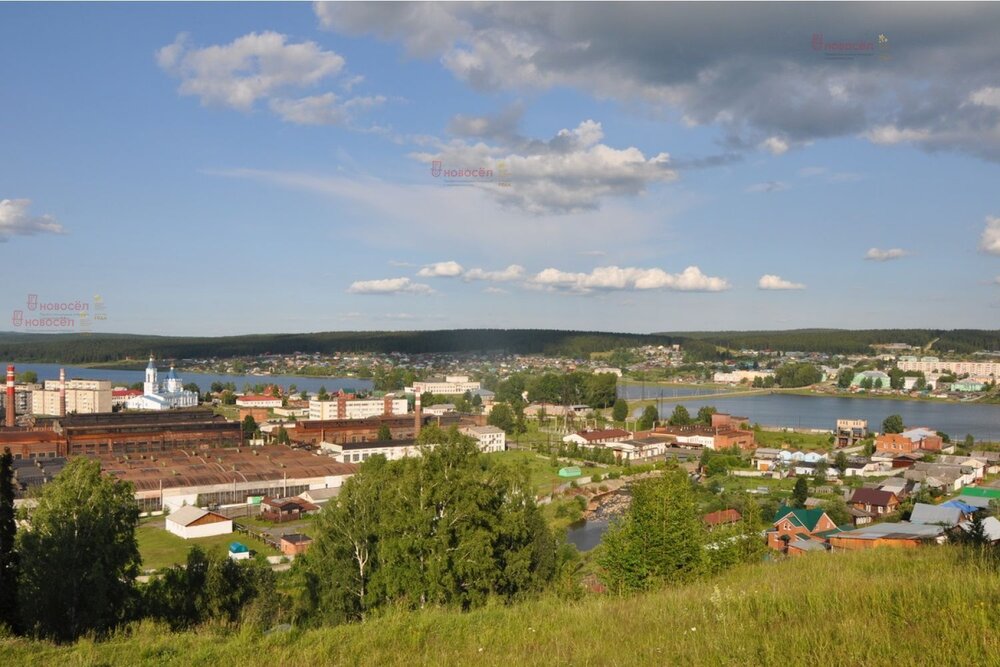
[125,356,199,411]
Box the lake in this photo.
[629,392,1000,440]
[566,518,610,552]
[4,362,372,395]
[618,382,733,400]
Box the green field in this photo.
[137,521,277,572]
[752,428,835,451]
[485,450,623,495]
[3,547,997,666]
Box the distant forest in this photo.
[0,330,682,363]
[660,329,1000,356]
[0,328,997,364]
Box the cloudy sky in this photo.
[2,2,999,336]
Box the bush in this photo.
[599,484,609,492]
[592,473,603,483]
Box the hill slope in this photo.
[2,547,997,666]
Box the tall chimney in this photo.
[5,365,15,428]
[414,393,422,437]
[59,367,66,417]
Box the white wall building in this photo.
[322,439,434,464]
[713,369,775,384]
[408,376,481,395]
[165,506,233,540]
[32,378,112,415]
[125,357,199,411]
[896,358,999,380]
[308,397,408,420]
[459,425,506,453]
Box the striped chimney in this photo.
[5,365,14,427]
[414,393,422,436]
[59,367,66,417]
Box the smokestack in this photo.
[5,365,14,428]
[59,367,66,417]
[414,393,422,436]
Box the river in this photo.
[4,362,372,395]
[566,517,610,552]
[627,392,1000,440]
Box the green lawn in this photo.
[137,521,277,572]
[5,546,998,666]
[485,450,623,495]
[753,428,835,451]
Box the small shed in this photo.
[228,542,251,561]
[165,506,233,540]
[279,533,313,556]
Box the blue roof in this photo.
[229,542,249,553]
[942,499,977,514]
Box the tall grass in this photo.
[2,547,997,666]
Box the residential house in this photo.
[936,455,986,481]
[969,451,1000,475]
[752,447,781,472]
[279,533,313,556]
[563,428,632,447]
[835,419,868,448]
[459,425,506,453]
[261,496,319,523]
[958,517,1000,545]
[904,462,977,492]
[848,488,900,517]
[909,503,965,527]
[767,506,838,551]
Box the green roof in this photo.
[773,505,828,532]
[961,487,1000,499]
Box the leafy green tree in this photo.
[183,382,201,396]
[488,403,517,434]
[611,398,629,422]
[834,450,849,474]
[667,404,692,426]
[637,405,659,430]
[821,498,852,526]
[210,381,224,393]
[599,468,705,593]
[15,371,37,384]
[836,368,854,389]
[276,425,291,445]
[882,414,904,434]
[17,458,140,640]
[860,377,873,390]
[963,434,975,450]
[696,405,717,425]
[775,362,822,388]
[242,415,258,440]
[377,424,392,441]
[791,476,809,508]
[0,450,18,631]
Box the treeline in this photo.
[0,329,682,363]
[661,329,1000,355]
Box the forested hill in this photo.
[0,330,682,363]
[1,328,997,364]
[659,329,1000,356]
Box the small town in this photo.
[3,1,1000,665]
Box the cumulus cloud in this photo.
[157,31,382,127]
[758,274,806,290]
[463,264,525,282]
[528,265,730,294]
[0,199,66,241]
[347,277,433,294]
[981,216,1000,255]
[416,260,465,277]
[745,181,789,193]
[412,119,677,214]
[865,247,910,261]
[315,3,1000,162]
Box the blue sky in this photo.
[2,2,999,336]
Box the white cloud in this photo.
[483,286,509,294]
[528,265,729,293]
[745,181,789,193]
[864,125,932,146]
[269,93,385,126]
[157,32,344,110]
[981,216,1000,255]
[463,264,525,282]
[994,275,1000,285]
[346,277,433,295]
[865,247,910,261]
[760,136,789,155]
[411,119,677,214]
[0,199,66,241]
[416,260,465,277]
[969,87,1000,109]
[758,274,806,290]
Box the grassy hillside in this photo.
[2,547,997,666]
